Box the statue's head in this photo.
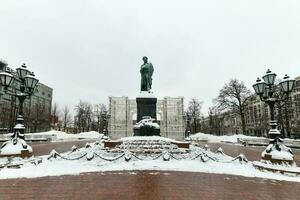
[142,56,148,63]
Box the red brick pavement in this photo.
[0,171,299,200]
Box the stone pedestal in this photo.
[134,126,160,136]
[134,95,160,136]
[136,97,157,122]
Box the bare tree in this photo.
[50,102,60,129]
[215,79,252,134]
[29,99,49,132]
[62,105,72,132]
[273,83,293,138]
[0,101,12,133]
[51,103,60,119]
[207,105,226,135]
[256,104,269,137]
[186,98,203,134]
[93,104,107,133]
[74,100,93,133]
[74,101,85,132]
[291,93,300,137]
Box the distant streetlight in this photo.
[0,63,39,157]
[253,69,295,164]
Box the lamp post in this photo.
[0,64,39,157]
[252,69,295,164]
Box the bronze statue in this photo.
[140,56,154,92]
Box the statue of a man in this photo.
[140,56,154,92]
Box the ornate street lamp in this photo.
[252,69,295,164]
[0,63,39,157]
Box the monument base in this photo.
[133,126,160,136]
[136,96,157,121]
[134,93,160,136]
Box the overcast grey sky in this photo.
[0,0,299,114]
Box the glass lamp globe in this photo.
[24,73,39,92]
[262,69,277,86]
[16,64,30,80]
[280,74,295,93]
[252,78,266,95]
[0,71,14,88]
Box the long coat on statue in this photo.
[140,62,154,92]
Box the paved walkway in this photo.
[0,171,299,200]
[0,141,299,200]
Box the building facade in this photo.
[108,96,185,140]
[0,65,53,133]
[201,76,300,138]
[290,76,300,136]
[243,95,269,136]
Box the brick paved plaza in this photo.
[0,141,299,200]
[0,170,299,200]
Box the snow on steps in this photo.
[104,136,190,154]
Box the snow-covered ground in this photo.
[2,157,299,182]
[0,140,299,182]
[33,130,103,141]
[190,132,264,143]
[0,130,104,142]
[190,133,300,149]
[0,138,32,155]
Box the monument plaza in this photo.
[1,1,300,199]
[0,56,300,200]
